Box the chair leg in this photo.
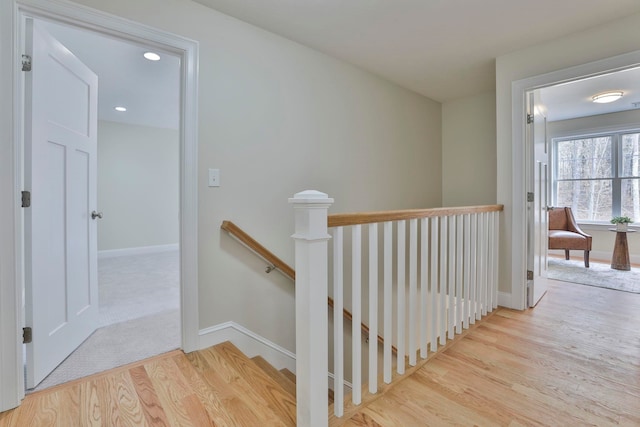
[584,250,590,268]
[565,250,570,260]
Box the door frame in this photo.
[0,0,199,410]
[511,50,640,310]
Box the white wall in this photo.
[496,12,640,299]
[442,91,496,206]
[97,120,179,251]
[68,0,442,353]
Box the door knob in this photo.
[91,211,103,220]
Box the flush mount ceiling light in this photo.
[592,91,623,103]
[143,51,161,61]
[114,106,127,112]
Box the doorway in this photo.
[26,19,183,391]
[24,18,182,391]
[0,0,199,411]
[517,54,640,306]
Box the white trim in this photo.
[199,322,297,373]
[551,249,640,265]
[98,244,179,259]
[328,371,354,394]
[497,291,512,308]
[198,322,354,393]
[0,0,199,411]
[511,49,640,312]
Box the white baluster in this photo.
[439,216,447,346]
[383,221,392,384]
[352,225,362,404]
[289,190,333,427]
[448,216,455,340]
[409,219,417,366]
[470,213,477,324]
[420,218,428,359]
[430,217,438,352]
[478,213,486,318]
[397,220,406,374]
[463,214,471,329]
[484,212,490,316]
[493,212,500,309]
[368,223,378,394]
[332,226,344,417]
[456,215,463,334]
[487,212,494,312]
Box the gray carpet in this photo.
[548,258,640,293]
[31,250,181,391]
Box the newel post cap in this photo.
[289,190,334,205]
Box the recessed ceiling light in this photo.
[143,52,161,61]
[592,91,623,103]
[114,106,127,112]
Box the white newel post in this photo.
[290,190,334,427]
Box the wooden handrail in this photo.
[221,220,295,280]
[221,220,394,352]
[328,204,504,227]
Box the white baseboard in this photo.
[98,243,179,259]
[198,322,354,394]
[498,291,512,308]
[590,250,640,264]
[198,321,296,373]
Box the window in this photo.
[553,132,640,223]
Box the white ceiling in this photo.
[39,1,640,129]
[192,0,640,102]
[42,20,180,130]
[540,66,640,122]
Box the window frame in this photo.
[552,129,640,224]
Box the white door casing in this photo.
[24,19,99,388]
[526,90,550,307]
[0,0,198,412]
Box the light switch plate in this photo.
[208,168,220,187]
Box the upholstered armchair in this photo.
[548,207,592,268]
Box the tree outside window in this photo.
[553,132,640,223]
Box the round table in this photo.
[609,228,636,271]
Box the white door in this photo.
[527,90,550,307]
[24,19,99,389]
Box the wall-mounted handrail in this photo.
[220,220,394,352]
[221,220,295,280]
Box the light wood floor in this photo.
[336,280,640,426]
[1,279,639,426]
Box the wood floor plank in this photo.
[199,344,293,426]
[174,353,239,427]
[77,379,102,427]
[129,365,171,426]
[211,342,296,425]
[342,412,383,426]
[187,349,284,426]
[280,368,296,384]
[252,355,297,398]
[144,357,196,426]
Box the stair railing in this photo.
[220,220,394,350]
[290,190,504,427]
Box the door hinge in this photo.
[527,192,534,202]
[527,113,534,124]
[23,327,32,344]
[527,270,534,280]
[21,191,31,208]
[22,54,32,72]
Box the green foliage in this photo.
[610,216,633,224]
